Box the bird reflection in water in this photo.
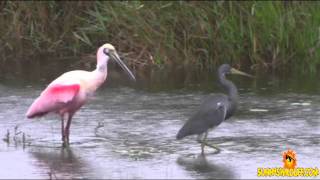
[177,154,236,179]
[30,147,93,179]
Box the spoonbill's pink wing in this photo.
[26,84,80,118]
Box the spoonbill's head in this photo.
[97,43,136,81]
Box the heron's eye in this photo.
[103,48,109,56]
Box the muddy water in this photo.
[0,74,319,179]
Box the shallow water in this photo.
[0,76,319,179]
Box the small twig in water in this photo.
[14,125,18,134]
[94,122,104,136]
[3,129,10,144]
[22,133,26,149]
[48,167,58,180]
[22,133,26,144]
[14,125,22,136]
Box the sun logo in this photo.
[282,149,297,169]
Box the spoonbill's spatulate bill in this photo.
[176,64,252,154]
[26,43,136,146]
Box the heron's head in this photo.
[218,64,253,78]
[97,43,136,81]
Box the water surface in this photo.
[0,76,319,179]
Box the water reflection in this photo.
[29,147,96,179]
[177,154,236,179]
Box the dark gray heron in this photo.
[176,64,252,154]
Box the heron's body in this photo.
[176,95,230,139]
[176,64,251,154]
[26,43,135,146]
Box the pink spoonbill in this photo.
[26,43,135,146]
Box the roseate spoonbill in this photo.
[176,64,252,155]
[26,43,135,146]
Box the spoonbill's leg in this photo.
[65,113,73,144]
[61,114,65,142]
[61,113,70,147]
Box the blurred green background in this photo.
[0,1,320,79]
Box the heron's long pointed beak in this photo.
[111,51,136,81]
[230,68,253,78]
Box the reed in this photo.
[0,1,319,75]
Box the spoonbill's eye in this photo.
[103,48,109,56]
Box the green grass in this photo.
[1,1,320,75]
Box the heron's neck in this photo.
[219,74,238,102]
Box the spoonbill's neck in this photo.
[96,59,108,73]
[96,48,109,74]
[92,50,109,87]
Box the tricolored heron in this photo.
[176,64,252,154]
[26,43,136,147]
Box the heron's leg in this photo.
[197,131,221,154]
[202,133,221,154]
[201,131,208,155]
[196,132,207,155]
[65,113,73,144]
[197,133,203,143]
[204,142,221,154]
